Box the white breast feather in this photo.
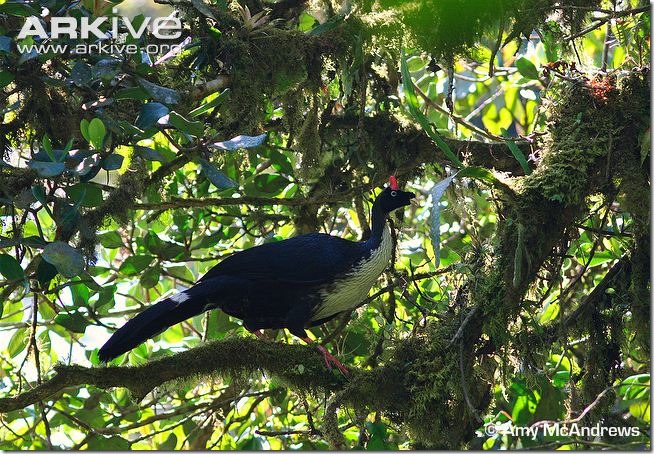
[311,224,393,320]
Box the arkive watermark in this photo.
[16,7,184,56]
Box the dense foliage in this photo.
[0,0,650,449]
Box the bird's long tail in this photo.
[98,282,216,362]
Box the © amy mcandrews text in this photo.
[482,421,642,440]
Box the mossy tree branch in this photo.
[0,338,348,413]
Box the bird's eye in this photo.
[391,191,397,197]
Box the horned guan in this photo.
[98,176,415,373]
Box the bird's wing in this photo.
[199,233,365,285]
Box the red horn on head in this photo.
[389,175,399,190]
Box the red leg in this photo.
[300,337,349,375]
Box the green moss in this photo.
[0,168,37,199]
[363,321,484,448]
[78,155,146,258]
[296,95,322,180]
[219,28,316,134]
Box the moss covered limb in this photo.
[388,73,650,448]
[0,167,38,198]
[326,114,531,175]
[0,336,420,443]
[481,73,649,338]
[0,338,352,413]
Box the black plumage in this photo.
[98,177,415,372]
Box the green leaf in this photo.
[501,129,532,175]
[80,119,91,143]
[36,258,58,285]
[618,374,650,400]
[629,401,650,423]
[119,255,154,275]
[65,183,103,207]
[0,2,38,15]
[54,311,89,333]
[268,148,294,174]
[138,78,180,104]
[639,128,650,165]
[238,437,263,450]
[400,51,462,167]
[168,111,204,136]
[406,55,426,72]
[366,422,391,450]
[298,12,316,32]
[94,285,117,310]
[91,59,121,81]
[0,70,14,89]
[532,379,564,421]
[100,154,124,171]
[139,265,161,289]
[86,435,131,450]
[209,133,267,151]
[70,61,92,87]
[515,57,539,80]
[188,88,229,118]
[31,184,48,206]
[250,174,289,195]
[88,118,106,149]
[136,102,170,129]
[0,253,25,280]
[538,301,559,325]
[8,327,28,357]
[306,14,343,36]
[114,86,149,101]
[552,370,570,388]
[53,200,81,238]
[135,145,166,162]
[97,231,124,249]
[69,280,90,306]
[429,173,457,267]
[512,393,538,425]
[143,232,185,260]
[42,134,54,160]
[457,166,500,185]
[199,158,237,189]
[166,265,194,281]
[42,242,85,278]
[159,433,177,450]
[205,311,239,340]
[541,22,562,62]
[27,160,65,177]
[208,26,222,40]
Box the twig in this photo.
[413,83,505,141]
[488,17,505,77]
[448,306,479,347]
[459,340,483,424]
[564,6,649,41]
[552,5,649,16]
[256,429,317,437]
[566,386,614,423]
[572,222,631,237]
[355,267,455,311]
[464,88,504,123]
[562,255,629,328]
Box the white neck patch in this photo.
[311,224,394,321]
